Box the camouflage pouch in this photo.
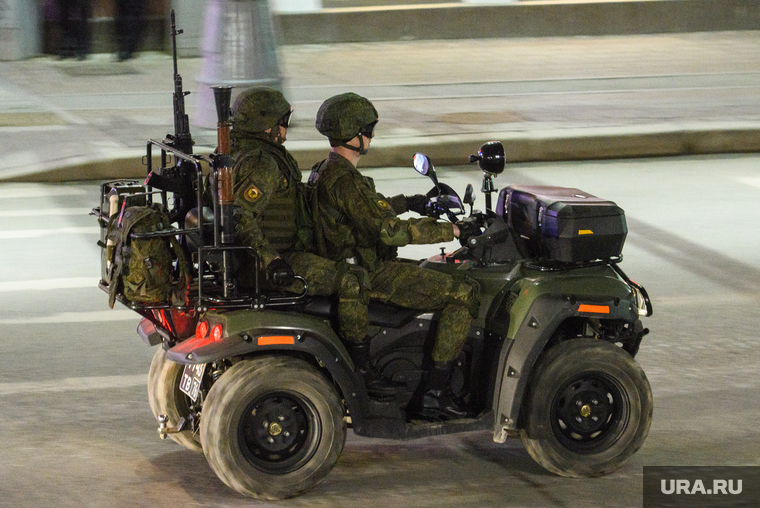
[106,205,190,308]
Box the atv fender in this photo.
[165,308,363,410]
[491,274,638,437]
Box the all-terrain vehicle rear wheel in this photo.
[200,356,346,500]
[147,347,203,452]
[520,338,652,478]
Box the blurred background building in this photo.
[1,0,758,61]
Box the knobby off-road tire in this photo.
[147,347,203,452]
[521,338,653,478]
[200,356,346,500]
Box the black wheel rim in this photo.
[238,391,321,474]
[550,372,630,454]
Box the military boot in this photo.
[347,342,406,397]
[408,361,475,421]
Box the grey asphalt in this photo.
[3,155,760,506]
[1,30,759,183]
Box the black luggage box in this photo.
[496,185,627,263]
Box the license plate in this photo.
[179,363,206,402]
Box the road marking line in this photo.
[0,226,100,239]
[0,186,88,199]
[652,293,760,306]
[0,310,137,325]
[0,374,148,396]
[0,207,92,218]
[737,176,760,189]
[0,277,99,293]
[0,125,69,133]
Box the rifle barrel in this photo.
[171,10,178,77]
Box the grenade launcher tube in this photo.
[213,86,236,298]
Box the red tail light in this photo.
[196,321,208,340]
[211,324,223,341]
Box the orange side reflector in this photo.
[578,304,610,314]
[258,335,295,346]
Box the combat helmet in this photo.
[231,87,293,143]
[315,93,378,154]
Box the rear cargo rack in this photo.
[95,140,308,341]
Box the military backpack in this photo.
[106,205,190,308]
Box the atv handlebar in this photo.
[468,226,509,249]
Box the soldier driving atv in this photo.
[229,87,405,397]
[308,92,482,420]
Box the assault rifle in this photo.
[144,10,195,225]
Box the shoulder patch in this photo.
[244,184,262,203]
[377,200,390,209]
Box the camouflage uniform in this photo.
[309,152,479,362]
[231,89,366,344]
[231,136,307,270]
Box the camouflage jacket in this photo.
[308,152,454,271]
[232,137,309,268]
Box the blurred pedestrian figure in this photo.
[56,0,91,60]
[115,0,145,61]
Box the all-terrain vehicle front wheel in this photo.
[200,356,346,500]
[520,338,652,478]
[147,347,203,452]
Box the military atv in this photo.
[94,142,653,499]
[93,13,652,500]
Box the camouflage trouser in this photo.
[367,260,479,363]
[281,254,478,360]
[283,252,370,344]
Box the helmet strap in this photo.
[340,136,368,155]
[268,126,285,144]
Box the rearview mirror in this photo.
[413,153,430,175]
[413,153,438,186]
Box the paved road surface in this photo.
[1,154,759,507]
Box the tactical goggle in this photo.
[278,109,294,128]
[359,120,378,139]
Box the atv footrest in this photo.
[354,410,494,440]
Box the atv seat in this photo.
[292,296,422,329]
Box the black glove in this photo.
[267,258,295,287]
[405,194,429,215]
[456,220,482,247]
